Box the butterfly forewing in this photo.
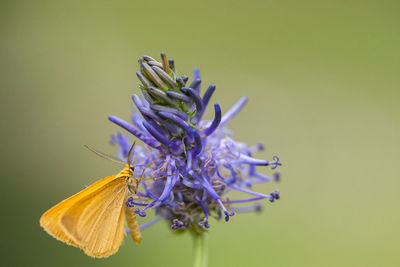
[80,179,127,257]
[60,176,128,258]
[39,175,119,247]
[110,204,126,254]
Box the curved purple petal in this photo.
[142,121,171,147]
[109,116,159,148]
[200,104,221,136]
[158,111,192,134]
[181,87,203,114]
[220,96,248,126]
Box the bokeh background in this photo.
[1,0,399,266]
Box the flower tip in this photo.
[108,115,117,122]
[256,143,265,151]
[273,172,281,182]
[198,220,210,229]
[131,94,144,108]
[273,190,280,200]
[271,156,282,170]
[168,59,175,70]
[135,208,147,217]
[214,103,221,112]
[126,197,134,207]
[269,190,280,202]
[224,211,235,222]
[193,67,201,81]
[254,203,263,212]
[171,219,186,230]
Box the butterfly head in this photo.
[125,164,135,175]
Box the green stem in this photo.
[192,233,208,267]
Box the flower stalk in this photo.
[192,233,208,267]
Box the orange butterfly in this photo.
[40,143,151,258]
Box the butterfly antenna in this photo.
[127,141,136,166]
[84,145,126,166]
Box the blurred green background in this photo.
[1,0,399,266]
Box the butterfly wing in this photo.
[60,176,128,258]
[40,175,119,247]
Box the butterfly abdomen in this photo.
[125,206,142,244]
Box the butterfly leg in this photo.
[135,154,164,191]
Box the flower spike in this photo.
[109,53,281,233]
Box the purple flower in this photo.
[109,53,281,233]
